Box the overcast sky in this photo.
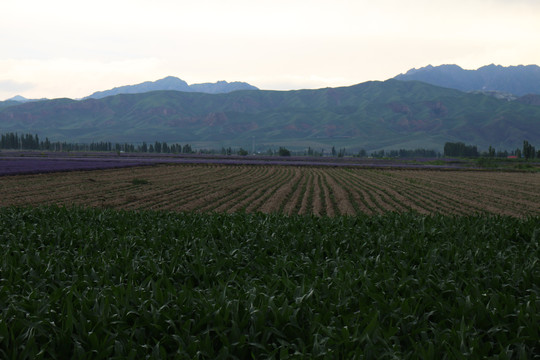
[1,0,539,100]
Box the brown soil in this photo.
[1,164,539,217]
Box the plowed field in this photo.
[1,164,539,216]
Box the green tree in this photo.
[444,142,478,157]
[182,144,192,153]
[278,147,291,156]
[523,140,535,160]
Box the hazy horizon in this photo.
[3,62,540,102]
[2,0,540,100]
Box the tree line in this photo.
[0,132,193,154]
[370,148,439,158]
[444,141,539,159]
[2,132,539,159]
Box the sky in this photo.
[1,0,540,100]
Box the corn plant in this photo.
[0,206,538,358]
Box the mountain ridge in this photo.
[395,64,540,96]
[84,76,259,99]
[5,95,48,103]
[1,79,539,151]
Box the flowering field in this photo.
[0,151,471,176]
[0,156,154,175]
[1,163,538,216]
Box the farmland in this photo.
[0,162,539,216]
[1,158,539,358]
[0,206,539,358]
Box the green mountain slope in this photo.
[1,79,539,151]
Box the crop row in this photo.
[1,206,538,358]
[0,164,539,216]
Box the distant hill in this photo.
[1,79,539,151]
[395,64,540,96]
[84,76,259,99]
[3,95,47,103]
[516,94,540,106]
[7,95,31,102]
[0,95,48,110]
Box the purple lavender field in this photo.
[0,151,469,176]
[0,156,155,176]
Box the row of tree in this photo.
[371,148,439,158]
[443,142,479,157]
[303,147,438,158]
[1,132,42,150]
[0,133,194,154]
[444,141,540,159]
[2,132,539,159]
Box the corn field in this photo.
[0,206,538,358]
[1,163,539,358]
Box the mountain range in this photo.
[1,76,539,152]
[84,77,259,99]
[394,64,540,96]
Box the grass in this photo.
[131,178,150,185]
[0,206,538,358]
[472,157,540,172]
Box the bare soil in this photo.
[1,164,538,217]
